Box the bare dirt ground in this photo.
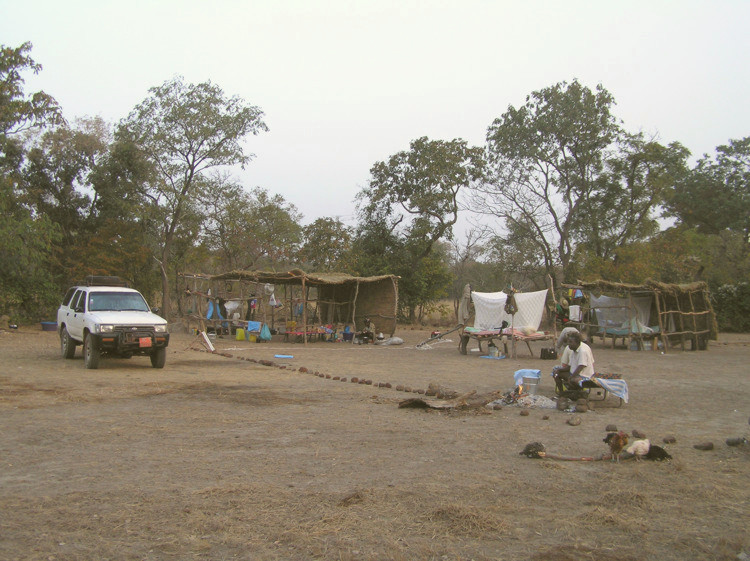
[1,326,748,561]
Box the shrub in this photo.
[712,282,750,332]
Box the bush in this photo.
[712,282,750,332]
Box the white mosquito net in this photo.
[471,289,549,332]
[590,294,653,332]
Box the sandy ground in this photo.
[0,326,748,561]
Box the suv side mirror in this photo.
[151,307,160,314]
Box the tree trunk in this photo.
[160,263,170,322]
[157,244,171,322]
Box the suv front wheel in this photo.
[150,347,166,368]
[84,333,100,369]
[61,327,76,359]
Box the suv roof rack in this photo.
[81,275,130,287]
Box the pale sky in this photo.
[3,0,749,229]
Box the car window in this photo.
[71,290,85,312]
[88,292,149,312]
[61,288,76,306]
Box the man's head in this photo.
[567,331,581,351]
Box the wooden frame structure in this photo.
[179,269,399,343]
[561,280,717,352]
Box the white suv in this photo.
[57,277,169,369]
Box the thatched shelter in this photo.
[179,269,399,338]
[560,280,717,352]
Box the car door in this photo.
[65,289,86,341]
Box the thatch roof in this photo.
[209,268,397,287]
[567,279,710,295]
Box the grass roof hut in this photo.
[179,269,399,341]
[561,279,717,352]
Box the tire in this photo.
[60,327,76,359]
[84,333,100,369]
[150,347,166,368]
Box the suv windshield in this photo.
[88,292,150,312]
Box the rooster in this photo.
[604,431,629,463]
[626,439,651,461]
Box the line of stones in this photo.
[191,348,430,394]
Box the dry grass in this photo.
[1,329,749,560]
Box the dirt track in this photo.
[1,327,748,560]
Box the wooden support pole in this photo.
[688,290,699,350]
[302,276,308,346]
[654,290,668,353]
[548,275,558,342]
[351,281,360,343]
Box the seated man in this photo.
[358,317,376,344]
[552,331,595,394]
[555,326,580,353]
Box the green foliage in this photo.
[2,54,748,331]
[398,248,453,322]
[575,137,689,259]
[300,217,351,272]
[485,218,549,289]
[354,136,482,319]
[713,282,750,332]
[20,123,101,242]
[0,42,66,318]
[359,136,484,258]
[0,42,63,137]
[199,180,302,271]
[117,76,268,317]
[0,183,62,319]
[476,79,684,284]
[665,137,750,237]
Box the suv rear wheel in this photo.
[61,327,76,359]
[84,333,100,369]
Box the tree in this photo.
[200,181,302,271]
[300,217,352,271]
[117,77,268,318]
[0,42,64,319]
[0,42,63,139]
[446,226,492,317]
[359,136,485,259]
[485,218,549,288]
[471,81,621,281]
[14,117,159,290]
[354,136,484,320]
[664,136,750,239]
[574,136,689,261]
[20,120,107,245]
[471,80,684,283]
[0,183,61,319]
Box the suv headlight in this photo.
[98,324,115,333]
[154,324,167,333]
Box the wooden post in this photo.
[674,293,685,351]
[653,289,668,353]
[351,280,360,343]
[548,275,558,342]
[302,276,308,346]
[391,276,398,337]
[688,290,699,350]
[627,291,636,351]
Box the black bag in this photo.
[540,347,557,360]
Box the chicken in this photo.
[626,439,651,460]
[604,431,629,463]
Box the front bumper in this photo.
[93,329,170,354]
